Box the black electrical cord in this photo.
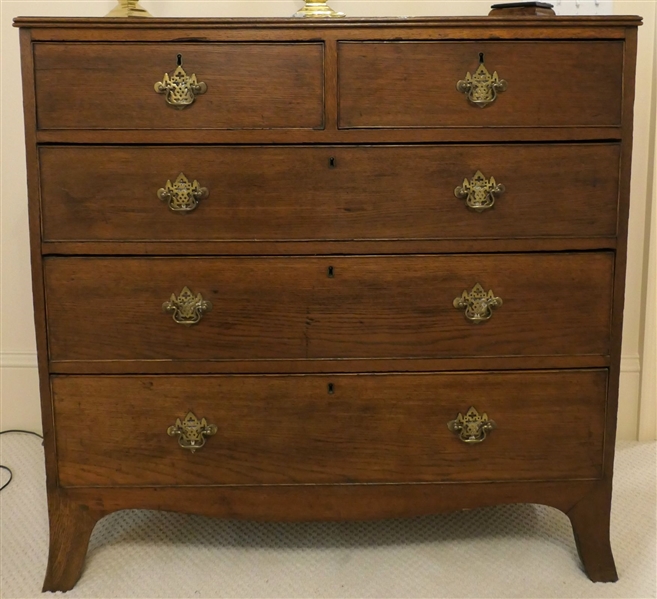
[0,430,44,492]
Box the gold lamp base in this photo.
[105,0,152,17]
[294,1,345,18]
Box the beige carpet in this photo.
[1,436,655,598]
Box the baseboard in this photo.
[0,351,38,368]
[621,355,641,373]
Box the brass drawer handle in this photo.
[453,283,502,323]
[167,411,217,453]
[448,406,496,444]
[154,55,207,109]
[157,173,208,213]
[456,54,507,108]
[454,170,505,212]
[163,287,212,326]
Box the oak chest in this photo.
[15,13,640,591]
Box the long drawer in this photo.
[52,370,607,487]
[338,41,623,128]
[34,43,324,130]
[39,144,620,243]
[44,254,613,363]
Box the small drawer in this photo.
[338,41,623,128]
[44,253,613,364]
[39,144,620,243]
[52,370,607,487]
[34,43,324,130]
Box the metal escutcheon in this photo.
[447,406,496,444]
[453,283,502,323]
[454,170,505,212]
[457,55,507,108]
[167,411,217,453]
[162,287,212,326]
[157,173,208,213]
[154,57,207,109]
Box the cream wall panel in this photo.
[1,0,654,439]
[615,0,657,440]
[637,1,657,441]
[618,357,642,440]
[0,365,41,433]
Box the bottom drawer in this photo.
[52,371,607,488]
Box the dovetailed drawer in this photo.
[34,43,324,130]
[39,144,620,243]
[52,370,607,487]
[44,253,613,364]
[338,41,623,128]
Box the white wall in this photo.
[637,1,657,441]
[1,0,655,439]
[614,0,657,440]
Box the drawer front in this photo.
[339,42,623,128]
[45,254,613,362]
[34,43,324,130]
[52,370,607,487]
[40,144,620,243]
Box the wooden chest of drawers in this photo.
[15,13,640,591]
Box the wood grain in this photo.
[34,43,324,130]
[14,16,640,589]
[42,493,104,592]
[52,370,607,487]
[40,144,620,243]
[339,42,624,128]
[17,28,62,494]
[567,481,618,583]
[44,254,614,363]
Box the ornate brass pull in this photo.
[163,287,212,326]
[154,56,207,109]
[157,173,208,213]
[454,170,505,212]
[448,407,496,444]
[457,54,507,108]
[453,283,502,323]
[167,411,217,453]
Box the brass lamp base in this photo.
[294,1,345,18]
[105,0,152,17]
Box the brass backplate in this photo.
[447,406,496,444]
[453,283,503,323]
[154,62,207,109]
[454,170,505,212]
[457,59,507,108]
[162,287,212,326]
[167,411,217,453]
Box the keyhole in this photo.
[479,52,484,64]
[328,383,335,394]
[177,54,183,66]
[327,266,334,278]
[329,157,336,169]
